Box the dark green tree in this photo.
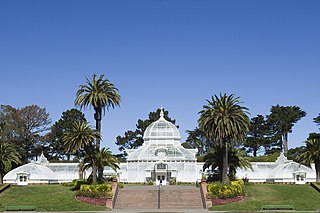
[82,147,120,182]
[287,146,306,162]
[116,108,178,156]
[62,121,99,183]
[75,74,121,182]
[267,105,306,154]
[198,94,250,184]
[46,108,86,160]
[182,127,211,156]
[297,139,320,183]
[75,74,121,150]
[0,105,51,163]
[244,115,271,157]
[0,142,21,184]
[203,146,251,182]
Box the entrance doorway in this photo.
[155,163,167,185]
[156,173,166,185]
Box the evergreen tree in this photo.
[267,105,306,154]
[46,108,86,160]
[244,115,271,157]
[116,108,178,156]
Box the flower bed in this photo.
[211,195,244,205]
[76,196,107,206]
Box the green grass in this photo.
[0,185,107,212]
[209,184,320,211]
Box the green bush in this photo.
[249,153,280,162]
[146,181,154,185]
[207,179,245,199]
[71,179,87,191]
[80,184,111,193]
[169,178,176,185]
[119,183,124,188]
[76,190,112,198]
[62,182,74,187]
[78,184,112,198]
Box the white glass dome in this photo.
[4,162,56,181]
[269,161,315,179]
[143,109,180,140]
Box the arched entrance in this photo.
[155,162,167,185]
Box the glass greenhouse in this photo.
[119,109,200,185]
[3,109,317,185]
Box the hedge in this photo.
[207,179,245,199]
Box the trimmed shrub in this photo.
[207,179,245,199]
[62,182,74,187]
[71,179,87,191]
[147,181,154,185]
[169,178,176,185]
[119,182,124,188]
[78,184,112,198]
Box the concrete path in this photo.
[112,208,210,212]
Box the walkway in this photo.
[114,185,205,210]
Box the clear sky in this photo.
[0,0,319,155]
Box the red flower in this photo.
[77,196,107,206]
[212,196,244,205]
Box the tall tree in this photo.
[46,108,86,160]
[314,114,320,130]
[75,74,121,150]
[267,105,306,154]
[203,147,251,182]
[183,127,211,156]
[198,94,250,183]
[0,105,51,163]
[82,147,120,182]
[116,108,178,156]
[62,121,99,183]
[297,139,320,183]
[244,115,271,157]
[0,142,21,184]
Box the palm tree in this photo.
[297,139,320,183]
[62,121,99,183]
[203,147,252,182]
[198,93,250,183]
[82,147,120,182]
[75,74,121,150]
[0,142,21,184]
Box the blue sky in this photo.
[0,0,319,155]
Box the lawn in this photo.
[209,184,320,211]
[0,184,107,212]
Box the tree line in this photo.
[0,74,121,184]
[1,74,320,184]
[116,94,320,183]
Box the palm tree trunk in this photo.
[316,162,320,183]
[92,159,98,184]
[253,148,257,157]
[98,167,104,183]
[222,140,229,184]
[94,109,102,150]
[94,108,103,180]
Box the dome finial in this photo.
[160,106,164,118]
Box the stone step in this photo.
[115,190,157,209]
[114,186,203,209]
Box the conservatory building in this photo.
[3,109,317,185]
[118,109,202,185]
